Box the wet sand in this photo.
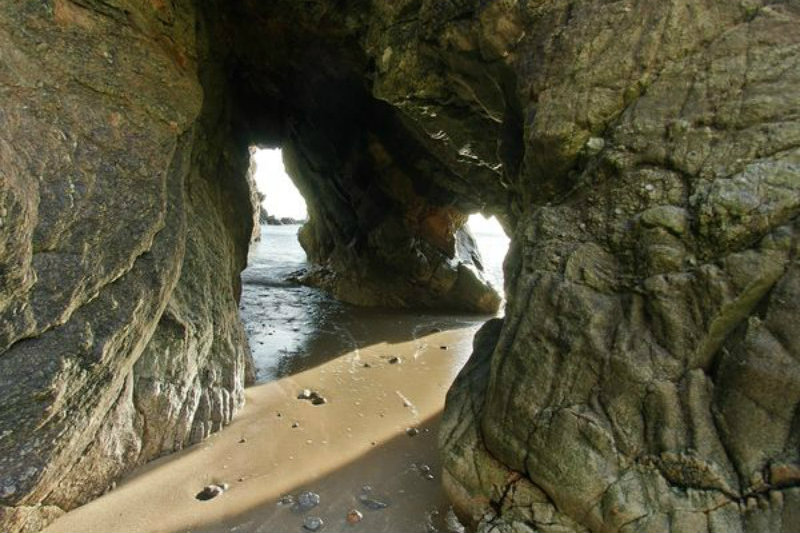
[44,225,503,533]
[44,324,481,533]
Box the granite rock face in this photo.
[1,1,798,532]
[432,2,800,532]
[0,2,255,531]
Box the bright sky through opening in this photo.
[251,148,507,248]
[252,148,308,220]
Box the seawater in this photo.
[240,224,508,383]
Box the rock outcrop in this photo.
[432,2,800,532]
[0,3,255,530]
[0,1,798,532]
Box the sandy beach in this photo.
[42,224,502,533]
[44,321,481,533]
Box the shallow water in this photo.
[241,224,507,383]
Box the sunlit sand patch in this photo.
[44,326,479,533]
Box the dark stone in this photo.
[310,395,327,406]
[358,494,389,511]
[196,485,224,501]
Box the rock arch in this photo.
[1,1,798,532]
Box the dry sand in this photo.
[44,325,480,533]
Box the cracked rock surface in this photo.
[1,1,798,532]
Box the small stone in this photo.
[388,356,401,364]
[219,483,230,491]
[238,477,245,482]
[292,422,300,428]
[424,473,435,480]
[439,346,448,350]
[346,509,363,524]
[310,394,327,405]
[303,516,324,532]
[277,494,295,506]
[196,484,223,501]
[239,437,247,443]
[298,389,313,400]
[363,362,371,368]
[406,427,419,437]
[419,464,431,474]
[359,494,389,510]
[295,491,321,511]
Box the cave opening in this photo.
[229,135,508,530]
[240,145,508,385]
[4,2,795,533]
[225,127,507,531]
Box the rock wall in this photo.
[1,1,798,532]
[429,2,800,532]
[285,103,501,313]
[0,2,256,531]
[225,0,502,313]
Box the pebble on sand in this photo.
[406,427,419,437]
[358,493,389,510]
[277,494,295,506]
[388,356,401,364]
[310,393,327,405]
[195,484,226,501]
[298,389,328,405]
[346,509,363,524]
[294,491,321,512]
[303,516,324,532]
[297,389,313,400]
